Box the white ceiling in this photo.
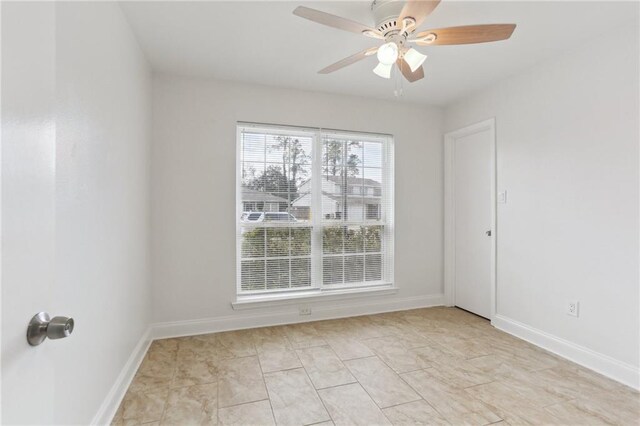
[120,1,638,106]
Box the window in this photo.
[237,123,393,297]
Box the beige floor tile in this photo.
[282,323,322,343]
[312,318,352,339]
[173,357,217,388]
[544,400,615,425]
[119,308,640,426]
[437,336,493,359]
[216,330,256,358]
[318,383,391,426]
[252,327,293,353]
[344,356,420,408]
[264,368,330,426]
[258,348,302,373]
[381,400,450,425]
[401,369,501,425]
[498,369,572,407]
[464,381,562,425]
[129,345,177,393]
[297,345,356,389]
[289,336,328,350]
[161,383,217,425]
[363,336,432,373]
[427,359,493,389]
[342,316,389,339]
[466,354,532,382]
[117,387,170,424]
[568,394,640,425]
[217,356,268,408]
[218,400,275,426]
[325,337,375,361]
[176,335,224,365]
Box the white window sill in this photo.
[232,284,397,310]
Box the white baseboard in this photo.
[91,327,152,425]
[151,293,445,340]
[492,314,640,390]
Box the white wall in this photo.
[2,2,152,424]
[151,75,443,329]
[445,23,639,383]
[54,3,152,423]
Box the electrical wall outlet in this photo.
[567,301,579,317]
[299,306,312,316]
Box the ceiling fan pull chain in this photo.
[394,66,404,98]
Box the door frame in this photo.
[444,118,497,321]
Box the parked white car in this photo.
[241,212,298,223]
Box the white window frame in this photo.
[235,122,395,304]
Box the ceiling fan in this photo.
[293,0,516,82]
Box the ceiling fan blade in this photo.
[294,6,383,38]
[413,24,516,45]
[397,0,441,30]
[319,47,378,74]
[396,58,424,82]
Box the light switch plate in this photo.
[498,191,507,204]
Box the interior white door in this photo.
[1,2,57,423]
[452,125,493,319]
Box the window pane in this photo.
[290,194,311,222]
[290,227,311,256]
[363,141,383,168]
[365,254,383,281]
[242,133,265,163]
[238,125,391,295]
[291,258,311,288]
[266,259,289,289]
[323,139,344,172]
[241,228,265,258]
[344,226,364,254]
[347,141,363,168]
[241,260,265,291]
[364,226,382,253]
[266,228,289,257]
[323,226,343,254]
[345,255,365,283]
[242,162,266,188]
[323,256,343,285]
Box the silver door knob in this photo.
[486,230,492,236]
[27,312,74,346]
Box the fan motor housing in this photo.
[371,0,405,35]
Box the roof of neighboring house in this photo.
[324,176,381,186]
[298,176,381,188]
[292,191,380,206]
[242,187,288,203]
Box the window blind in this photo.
[237,124,393,296]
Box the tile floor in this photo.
[113,307,640,425]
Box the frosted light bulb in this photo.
[373,62,392,79]
[404,48,427,72]
[376,42,398,65]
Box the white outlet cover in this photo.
[567,301,579,317]
[298,306,312,316]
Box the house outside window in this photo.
[237,123,394,297]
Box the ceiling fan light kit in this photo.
[293,0,516,86]
[373,62,393,79]
[403,48,427,72]
[377,42,399,65]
